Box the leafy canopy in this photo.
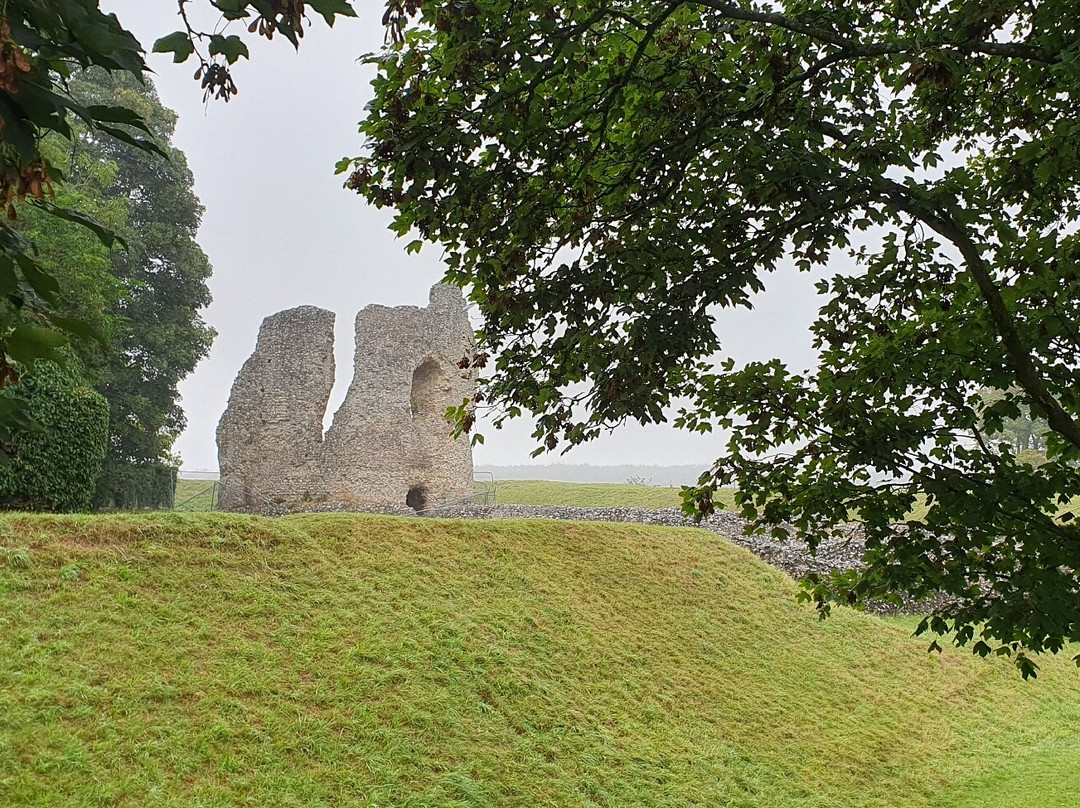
[348,0,1080,676]
[62,68,215,508]
[0,0,153,439]
[0,0,356,441]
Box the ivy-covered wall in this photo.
[0,363,109,512]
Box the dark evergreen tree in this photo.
[71,70,214,508]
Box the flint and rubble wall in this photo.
[217,285,475,512]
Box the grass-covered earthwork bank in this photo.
[2,512,1078,806]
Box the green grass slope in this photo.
[1,513,1077,807]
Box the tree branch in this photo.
[689,1,1053,62]
[876,179,1080,453]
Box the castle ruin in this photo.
[217,284,476,512]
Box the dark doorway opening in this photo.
[406,485,427,513]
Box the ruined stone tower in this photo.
[217,284,476,511]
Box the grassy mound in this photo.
[1,512,1077,806]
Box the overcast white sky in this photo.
[104,1,823,473]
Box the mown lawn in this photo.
[490,479,737,509]
[1,512,1078,806]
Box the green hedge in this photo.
[94,459,177,510]
[0,363,109,512]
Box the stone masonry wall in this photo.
[217,284,476,511]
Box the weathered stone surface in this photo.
[217,284,475,511]
[216,305,336,510]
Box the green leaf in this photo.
[17,258,61,305]
[306,0,359,25]
[84,104,155,134]
[213,0,250,17]
[50,315,107,349]
[93,122,168,158]
[0,395,42,438]
[30,201,127,250]
[209,35,250,65]
[6,323,68,365]
[0,257,19,299]
[0,96,37,160]
[65,15,147,74]
[152,32,196,63]
[12,81,75,138]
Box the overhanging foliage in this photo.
[348,0,1080,676]
[0,1,356,441]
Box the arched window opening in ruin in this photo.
[411,357,452,419]
[406,485,427,512]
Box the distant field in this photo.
[487,481,1080,523]
[2,512,1078,807]
[490,479,739,509]
[173,478,1078,525]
